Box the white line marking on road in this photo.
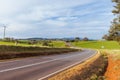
[0,51,81,64]
[0,60,22,64]
[0,51,93,73]
[38,50,98,80]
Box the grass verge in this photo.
[101,50,120,80]
[0,45,78,60]
[49,51,107,80]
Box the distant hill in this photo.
[19,37,95,41]
[20,37,75,41]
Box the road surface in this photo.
[0,49,96,80]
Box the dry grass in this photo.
[49,51,107,80]
[103,50,120,80]
[0,45,78,60]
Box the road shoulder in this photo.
[48,50,107,80]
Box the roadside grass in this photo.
[100,50,120,80]
[0,40,79,60]
[101,50,120,60]
[0,45,78,60]
[72,41,120,49]
[49,51,107,80]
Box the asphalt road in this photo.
[0,49,96,80]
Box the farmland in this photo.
[51,40,120,49]
[0,40,120,49]
[72,41,120,49]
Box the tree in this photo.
[106,0,120,42]
[75,37,80,42]
[102,35,113,40]
[42,41,49,46]
[83,37,89,41]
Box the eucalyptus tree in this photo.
[107,0,120,43]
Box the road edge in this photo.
[38,49,99,80]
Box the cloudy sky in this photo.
[0,0,114,39]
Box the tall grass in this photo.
[0,45,78,59]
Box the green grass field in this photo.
[0,40,65,47]
[0,40,120,49]
[51,41,65,48]
[51,41,120,49]
[0,41,15,45]
[72,41,120,49]
[0,40,43,47]
[0,41,30,46]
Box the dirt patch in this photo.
[49,51,107,80]
[105,55,120,80]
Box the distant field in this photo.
[0,41,31,46]
[72,41,120,49]
[0,41,15,45]
[0,40,66,47]
[51,41,120,49]
[0,40,120,49]
[51,41,65,48]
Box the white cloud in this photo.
[44,20,67,27]
[0,0,113,39]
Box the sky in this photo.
[0,0,114,39]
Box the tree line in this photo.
[103,0,120,43]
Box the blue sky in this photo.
[0,0,114,39]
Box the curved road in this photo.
[0,49,96,80]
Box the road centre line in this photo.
[0,51,91,73]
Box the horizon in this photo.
[0,37,100,40]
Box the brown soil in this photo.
[105,56,120,80]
